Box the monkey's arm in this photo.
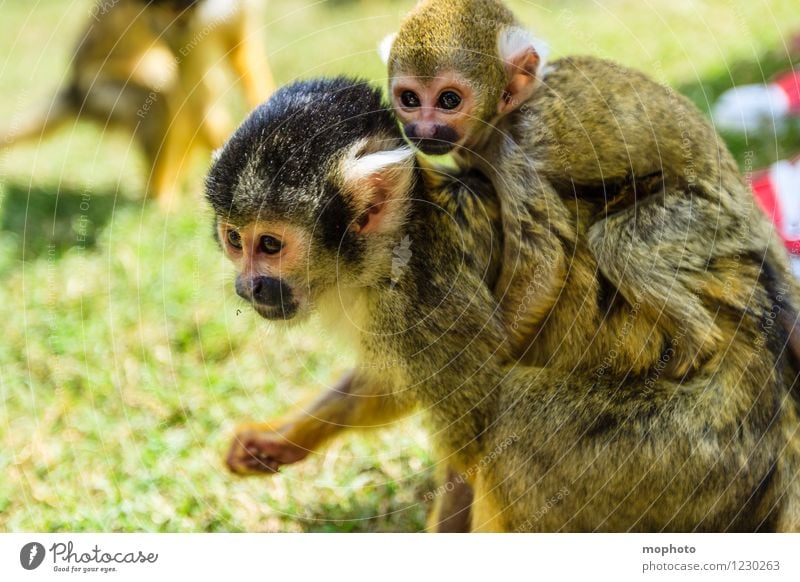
[226,369,476,532]
[226,370,412,475]
[489,150,572,355]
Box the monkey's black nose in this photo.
[405,123,459,155]
[235,275,293,308]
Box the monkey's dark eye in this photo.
[259,235,283,255]
[227,229,242,249]
[438,91,462,110]
[400,91,421,108]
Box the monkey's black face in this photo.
[403,123,459,155]
[234,274,298,320]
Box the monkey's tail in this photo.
[0,87,78,150]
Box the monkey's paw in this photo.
[226,426,309,476]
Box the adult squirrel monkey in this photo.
[1,0,274,207]
[207,78,800,532]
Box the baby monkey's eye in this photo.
[226,229,242,249]
[259,235,283,255]
[438,91,462,110]
[400,91,421,108]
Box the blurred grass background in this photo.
[0,0,799,532]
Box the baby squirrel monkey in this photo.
[208,78,800,532]
[382,0,758,365]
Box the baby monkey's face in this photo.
[390,71,481,156]
[217,219,311,321]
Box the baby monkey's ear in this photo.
[498,27,550,114]
[378,33,397,65]
[341,142,414,235]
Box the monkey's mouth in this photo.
[251,302,299,320]
[413,138,456,156]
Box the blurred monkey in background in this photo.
[1,0,275,207]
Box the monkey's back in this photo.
[521,56,734,191]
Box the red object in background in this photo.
[751,158,800,254]
[774,70,800,113]
[711,69,799,133]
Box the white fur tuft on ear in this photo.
[378,32,397,65]
[341,142,415,235]
[343,145,414,183]
[499,26,550,75]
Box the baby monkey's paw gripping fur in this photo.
[226,423,309,476]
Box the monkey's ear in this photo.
[378,33,397,64]
[341,144,414,235]
[498,27,549,114]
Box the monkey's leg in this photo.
[177,38,233,152]
[773,463,800,532]
[226,370,412,476]
[426,465,473,532]
[769,407,800,532]
[139,95,193,208]
[220,9,274,108]
[142,133,183,207]
[587,189,730,371]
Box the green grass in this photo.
[1,0,799,532]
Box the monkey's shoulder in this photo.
[407,169,503,286]
[431,168,499,213]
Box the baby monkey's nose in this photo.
[405,122,460,155]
